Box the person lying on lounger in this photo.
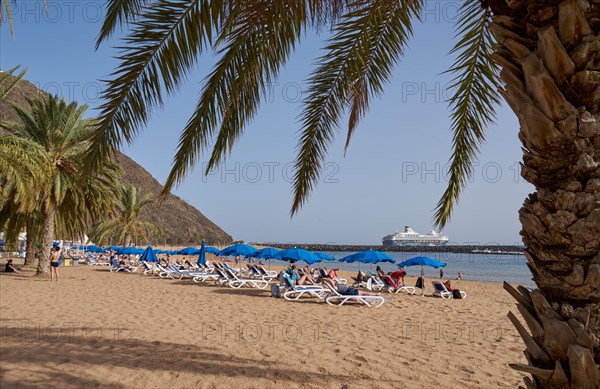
[287,265,314,285]
[320,278,381,296]
[300,266,318,281]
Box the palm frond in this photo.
[161,0,307,198]
[1,0,16,39]
[0,65,28,101]
[87,0,226,172]
[95,0,153,49]
[291,0,422,215]
[433,0,500,228]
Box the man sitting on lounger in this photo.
[321,278,381,296]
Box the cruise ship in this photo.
[382,226,449,246]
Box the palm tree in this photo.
[1,66,45,267]
[1,95,120,276]
[89,1,599,387]
[89,184,161,247]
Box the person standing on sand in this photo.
[440,268,444,279]
[49,246,61,281]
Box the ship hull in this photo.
[382,239,449,247]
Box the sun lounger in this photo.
[141,261,159,275]
[322,282,385,308]
[155,263,176,277]
[110,259,138,273]
[431,281,467,299]
[191,271,220,283]
[358,276,385,291]
[222,268,270,289]
[381,275,416,294]
[318,268,348,285]
[247,264,277,281]
[281,274,328,301]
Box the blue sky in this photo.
[1,1,532,245]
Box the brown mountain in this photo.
[0,71,232,245]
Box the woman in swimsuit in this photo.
[49,246,61,281]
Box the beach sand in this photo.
[0,263,527,388]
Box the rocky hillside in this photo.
[1,71,232,245]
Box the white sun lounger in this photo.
[431,281,467,299]
[358,276,386,291]
[281,274,328,301]
[166,265,212,280]
[322,282,385,308]
[110,259,139,273]
[380,276,416,295]
[222,268,270,289]
[248,264,277,282]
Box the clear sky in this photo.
[1,1,533,245]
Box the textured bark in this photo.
[23,220,38,268]
[35,204,56,276]
[489,0,600,387]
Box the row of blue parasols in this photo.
[133,242,448,270]
[73,242,447,270]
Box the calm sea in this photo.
[267,250,534,287]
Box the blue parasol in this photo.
[397,256,447,296]
[397,256,446,269]
[205,246,221,254]
[340,250,395,264]
[218,244,258,257]
[314,252,336,261]
[274,248,321,265]
[178,247,200,255]
[140,246,158,262]
[197,240,207,265]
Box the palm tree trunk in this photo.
[23,220,38,268]
[35,204,56,277]
[124,234,131,248]
[489,0,600,387]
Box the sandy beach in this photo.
[0,262,527,388]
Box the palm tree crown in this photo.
[88,0,499,227]
[90,184,161,247]
[1,94,119,274]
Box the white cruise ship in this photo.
[382,226,449,246]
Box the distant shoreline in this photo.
[255,243,525,255]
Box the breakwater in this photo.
[254,243,525,255]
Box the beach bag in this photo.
[415,277,424,289]
[57,255,63,266]
[452,289,463,299]
[271,284,280,298]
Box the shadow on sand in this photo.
[0,325,398,388]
